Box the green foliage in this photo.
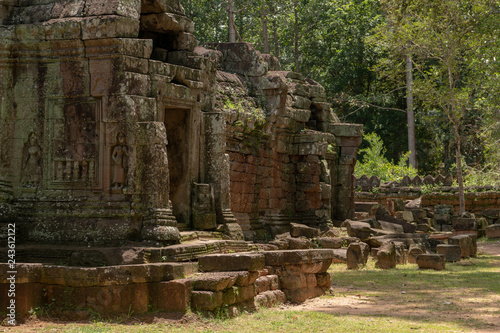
[355,132,417,182]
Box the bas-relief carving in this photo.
[49,100,101,186]
[22,132,42,186]
[111,131,129,190]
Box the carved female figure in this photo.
[111,132,129,189]
[22,132,42,185]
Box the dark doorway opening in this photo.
[164,107,191,226]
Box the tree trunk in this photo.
[294,0,299,72]
[272,6,279,57]
[227,0,236,43]
[406,53,417,169]
[453,121,466,215]
[261,5,269,53]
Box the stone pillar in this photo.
[135,122,180,245]
[330,124,363,222]
[202,112,237,224]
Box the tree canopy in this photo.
[184,0,500,193]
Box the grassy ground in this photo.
[3,240,499,333]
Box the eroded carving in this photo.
[22,132,42,186]
[111,132,129,190]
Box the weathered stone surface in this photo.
[375,242,396,269]
[198,253,265,272]
[408,244,425,264]
[416,254,446,270]
[263,249,334,267]
[290,223,320,239]
[452,217,477,231]
[254,290,287,308]
[191,290,223,311]
[344,220,372,241]
[255,274,279,293]
[315,237,343,249]
[192,273,237,291]
[346,242,370,269]
[485,224,500,238]
[448,234,476,258]
[156,279,192,312]
[377,220,404,234]
[331,249,347,264]
[436,244,461,262]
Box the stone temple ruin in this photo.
[0,0,361,247]
[0,0,364,318]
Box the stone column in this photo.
[331,124,363,222]
[202,112,238,226]
[135,122,180,245]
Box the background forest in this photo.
[183,0,500,185]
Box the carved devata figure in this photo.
[22,132,42,186]
[111,132,129,189]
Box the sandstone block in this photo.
[81,16,139,40]
[263,249,334,267]
[452,217,477,231]
[283,286,323,303]
[280,273,307,290]
[290,222,320,239]
[485,224,500,238]
[198,253,265,272]
[235,285,256,303]
[378,220,404,233]
[436,244,461,262]
[315,237,343,249]
[408,244,424,264]
[286,237,313,249]
[192,273,237,291]
[315,272,331,288]
[448,235,475,258]
[375,242,396,269]
[416,254,445,270]
[344,220,372,241]
[254,290,286,308]
[346,242,370,269]
[85,0,141,20]
[191,290,223,311]
[331,249,347,264]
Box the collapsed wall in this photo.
[0,0,362,247]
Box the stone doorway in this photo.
[164,107,192,227]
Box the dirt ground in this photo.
[2,242,499,333]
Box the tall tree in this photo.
[373,0,500,214]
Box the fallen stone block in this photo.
[377,220,404,233]
[452,217,477,232]
[375,242,396,269]
[436,244,461,262]
[331,249,347,264]
[416,254,445,270]
[346,242,370,269]
[408,244,425,264]
[290,223,320,239]
[448,235,475,258]
[485,224,500,238]
[344,220,372,241]
[315,237,343,249]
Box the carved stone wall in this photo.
[0,0,362,246]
